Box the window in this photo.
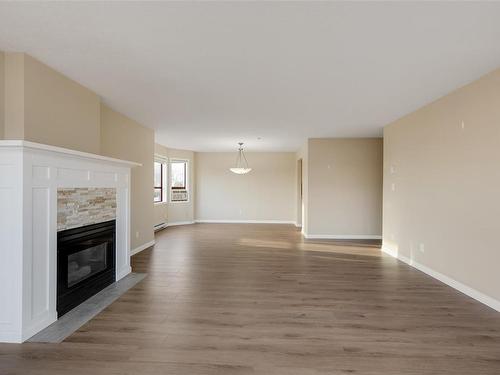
[170,160,188,202]
[171,161,187,189]
[154,160,166,203]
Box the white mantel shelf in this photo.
[0,141,138,343]
[0,140,142,167]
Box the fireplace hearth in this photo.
[57,220,116,317]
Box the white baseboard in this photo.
[304,233,382,240]
[381,244,500,312]
[295,223,302,228]
[130,240,155,256]
[116,266,132,281]
[0,331,23,344]
[166,220,195,227]
[195,219,295,224]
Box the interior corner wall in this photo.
[2,53,101,153]
[194,152,295,222]
[383,68,500,306]
[306,138,383,238]
[100,104,155,251]
[0,51,4,139]
[296,142,309,233]
[154,143,195,225]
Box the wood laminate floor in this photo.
[1,223,500,374]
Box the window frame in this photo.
[154,156,168,204]
[170,160,187,190]
[169,159,189,203]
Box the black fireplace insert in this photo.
[57,220,116,317]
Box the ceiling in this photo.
[1,2,500,152]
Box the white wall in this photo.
[195,152,296,223]
[383,68,500,308]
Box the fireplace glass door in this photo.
[57,220,116,317]
[67,242,108,288]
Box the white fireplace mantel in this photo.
[0,141,140,343]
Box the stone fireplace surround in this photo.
[0,140,140,343]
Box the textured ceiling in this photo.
[1,1,500,151]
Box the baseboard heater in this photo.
[154,222,167,231]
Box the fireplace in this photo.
[57,220,116,317]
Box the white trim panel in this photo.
[381,244,500,312]
[0,140,141,167]
[0,143,134,343]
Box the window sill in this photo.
[154,201,168,206]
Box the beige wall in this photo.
[23,54,101,153]
[195,152,296,222]
[154,143,195,224]
[0,51,4,138]
[307,138,383,237]
[3,53,101,153]
[3,52,24,139]
[2,51,156,252]
[100,104,155,250]
[383,68,500,302]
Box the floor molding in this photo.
[381,244,500,312]
[195,219,296,224]
[304,233,382,240]
[166,220,195,227]
[130,240,155,256]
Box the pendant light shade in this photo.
[229,142,252,174]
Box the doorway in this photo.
[296,159,302,227]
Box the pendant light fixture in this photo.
[229,142,252,174]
